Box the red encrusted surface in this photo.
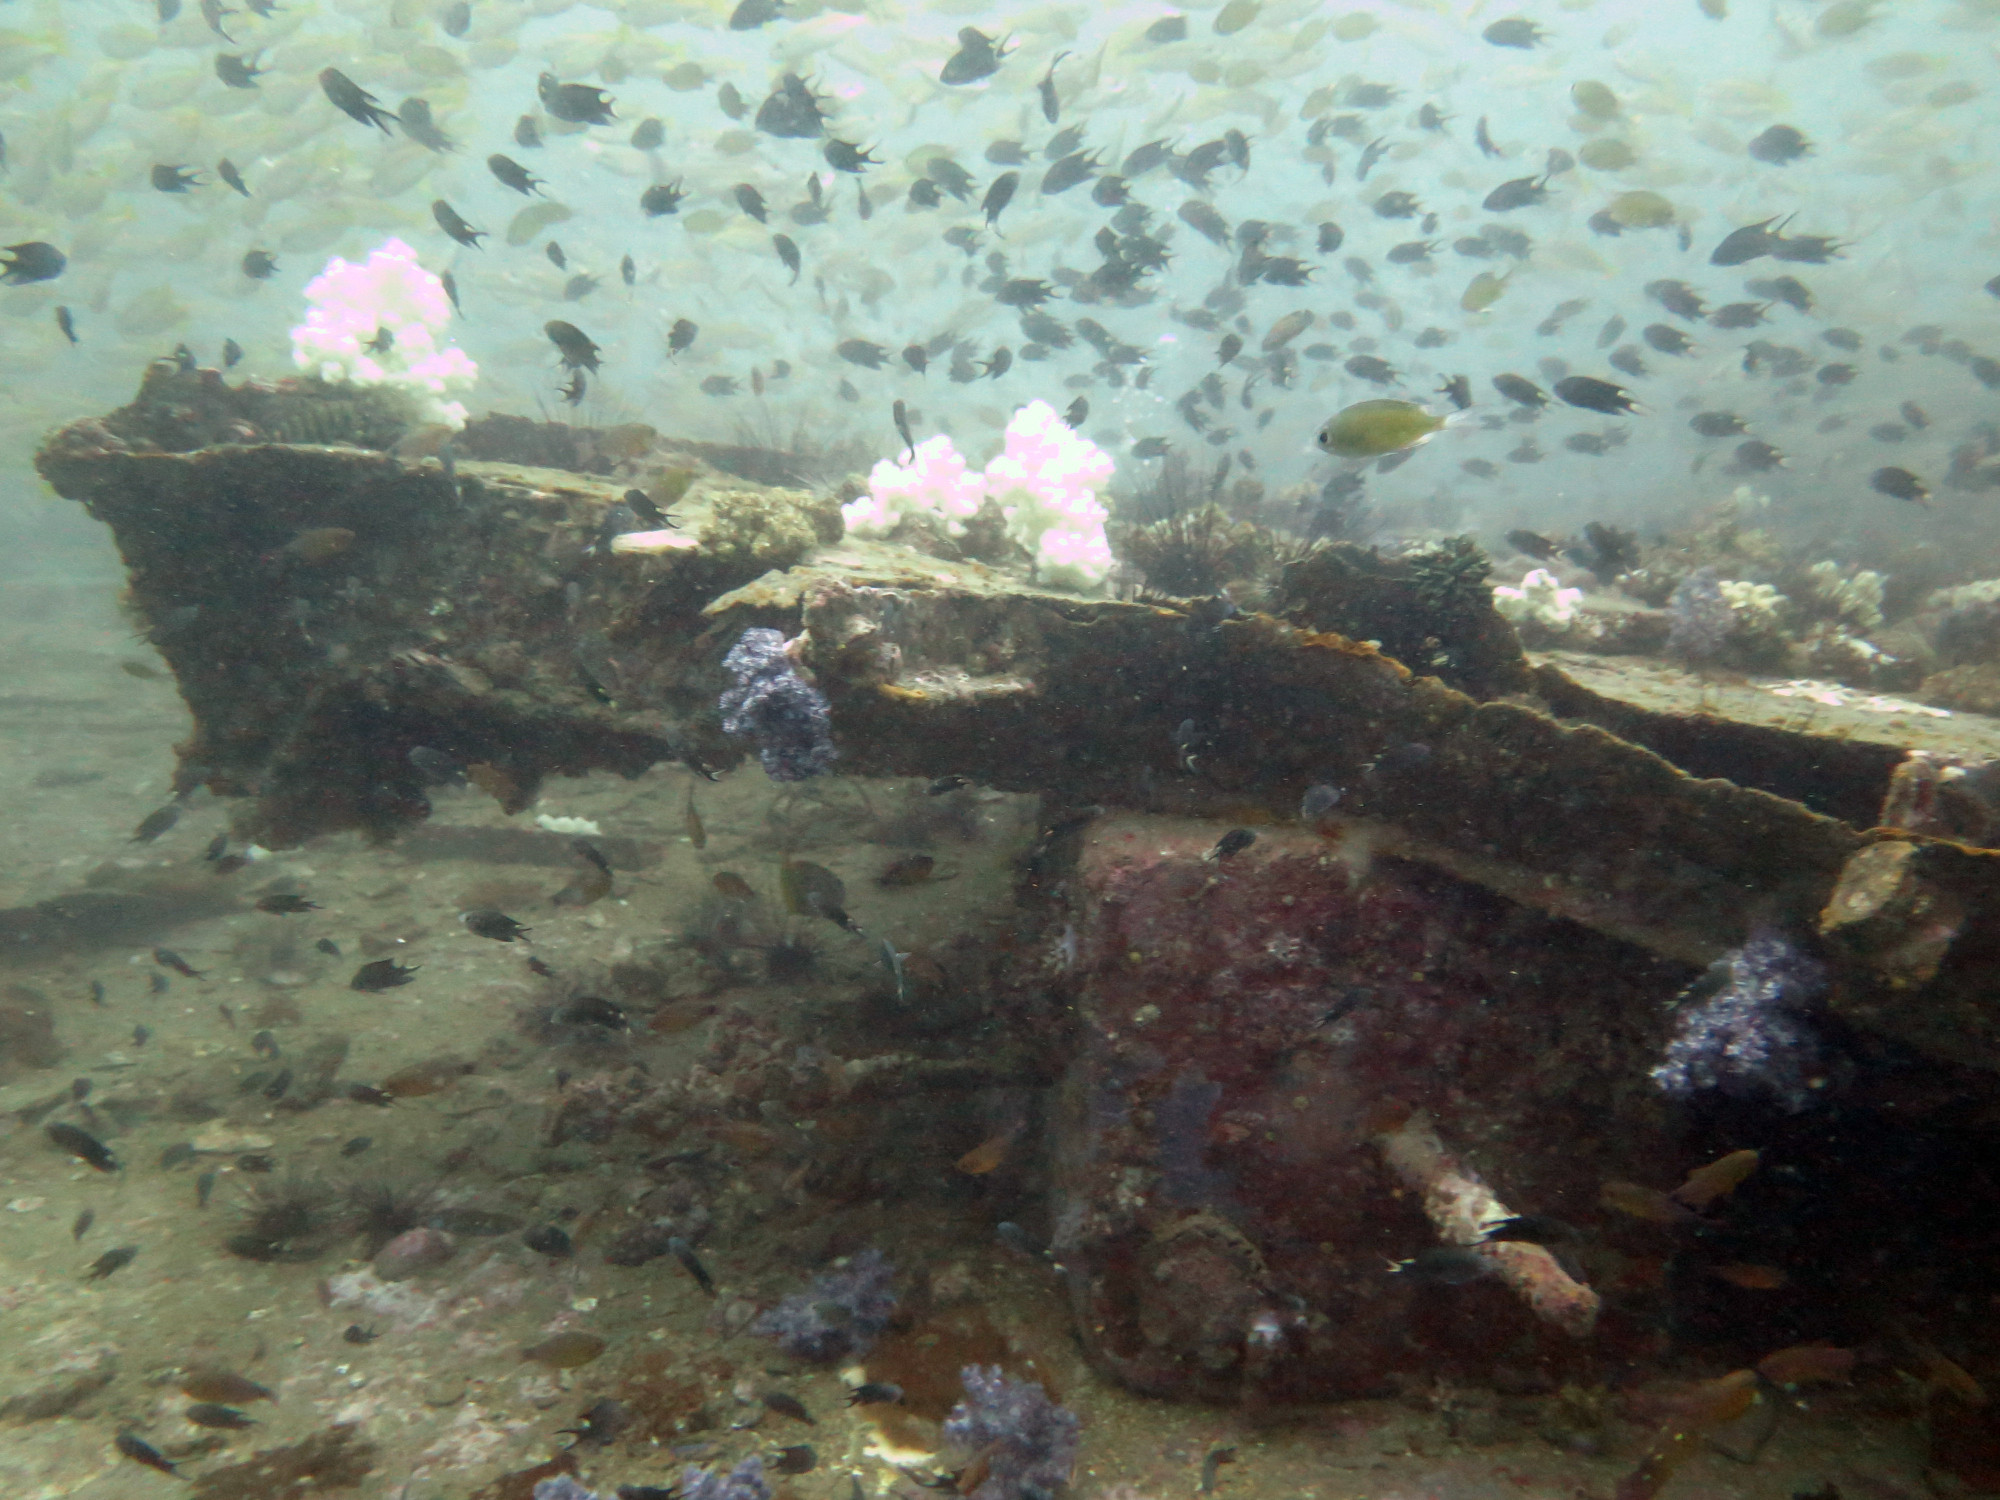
[1048,814,1685,1401]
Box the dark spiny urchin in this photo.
[344,1175,442,1257]
[719,628,837,783]
[752,1247,897,1361]
[226,1172,344,1263]
[1651,931,1831,1112]
[1667,566,1735,661]
[941,1366,1080,1500]
[1114,503,1272,598]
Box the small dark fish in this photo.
[320,68,397,132]
[892,399,915,460]
[630,117,665,151]
[524,1224,573,1257]
[0,241,66,285]
[213,158,251,196]
[545,241,567,270]
[772,233,801,284]
[316,937,342,957]
[72,1207,94,1241]
[397,98,453,152]
[1689,410,1747,437]
[546,319,601,371]
[1748,124,1811,164]
[847,1382,903,1406]
[515,114,543,148]
[220,337,243,366]
[667,318,698,356]
[151,163,202,193]
[431,199,485,249]
[1732,438,1786,472]
[640,183,688,223]
[982,171,1019,228]
[186,1403,256,1430]
[462,908,529,942]
[730,0,782,27]
[255,893,319,914]
[87,1246,138,1280]
[347,1082,396,1105]
[1482,173,1548,211]
[129,803,182,842]
[1711,215,1783,266]
[341,1136,372,1157]
[116,1432,178,1476]
[154,947,203,978]
[538,71,615,126]
[195,1169,216,1205]
[1474,115,1500,157]
[667,1234,716,1295]
[733,182,768,222]
[350,959,419,992]
[1037,51,1069,122]
[1062,396,1087,428]
[772,1445,816,1475]
[1483,16,1544,46]
[1480,1213,1580,1245]
[239,248,279,281]
[1553,375,1638,415]
[1203,829,1256,861]
[902,344,929,375]
[940,25,1012,85]
[1710,300,1771,329]
[823,138,880,173]
[1871,466,1929,505]
[836,338,888,369]
[487,153,543,195]
[344,1324,379,1344]
[1439,374,1472,410]
[1390,1247,1497,1285]
[1642,323,1694,355]
[762,1391,815,1425]
[215,51,262,88]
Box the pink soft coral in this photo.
[847,434,989,536]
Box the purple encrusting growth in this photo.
[752,1247,897,1361]
[718,627,837,782]
[942,1366,1081,1500]
[1666,566,1735,661]
[682,1457,771,1500]
[1651,931,1829,1111]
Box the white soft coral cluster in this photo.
[846,433,988,534]
[845,400,1116,592]
[290,238,478,428]
[1492,567,1583,629]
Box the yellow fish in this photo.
[1317,400,1447,460]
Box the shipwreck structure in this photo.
[32,364,2000,1403]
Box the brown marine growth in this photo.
[379,1055,474,1097]
[1616,1369,1759,1500]
[189,1423,378,1498]
[523,1331,608,1368]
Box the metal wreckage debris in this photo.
[34,369,2000,1398]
